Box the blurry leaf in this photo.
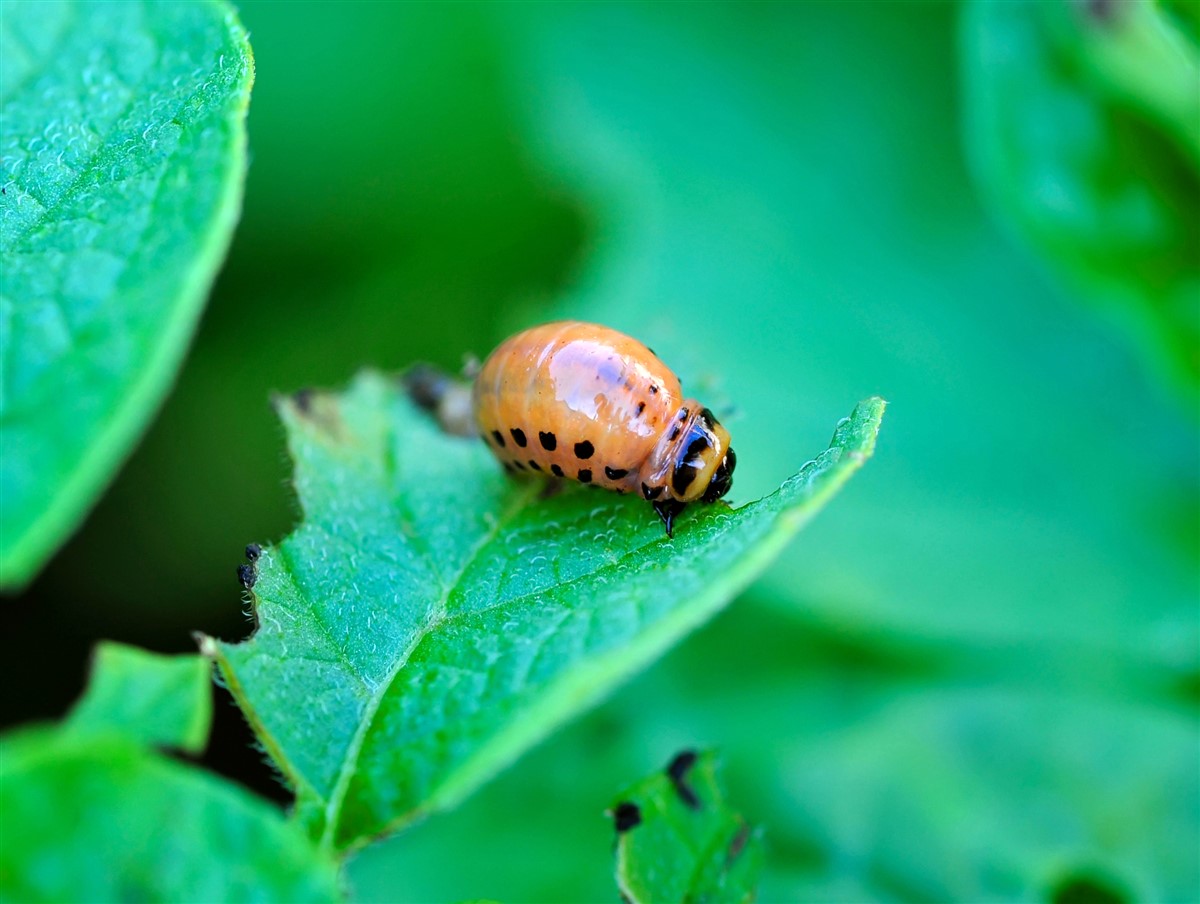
[65,641,211,754]
[501,2,1198,672]
[0,0,254,588]
[349,595,1200,904]
[611,751,762,904]
[0,729,342,903]
[962,0,1200,401]
[205,371,883,851]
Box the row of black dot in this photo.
[491,426,599,462]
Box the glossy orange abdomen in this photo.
[473,322,736,540]
[474,321,685,494]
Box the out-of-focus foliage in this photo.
[612,751,763,904]
[7,1,1198,902]
[962,0,1200,404]
[0,0,253,587]
[209,372,880,851]
[0,644,342,903]
[66,641,212,753]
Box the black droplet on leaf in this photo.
[236,563,257,589]
[666,749,701,809]
[612,801,642,833]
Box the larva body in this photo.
[473,321,736,536]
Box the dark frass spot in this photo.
[574,440,594,460]
[244,543,261,562]
[605,466,628,480]
[491,429,506,448]
[236,564,257,590]
[666,750,701,809]
[550,464,564,478]
[642,483,663,500]
[528,460,542,471]
[612,802,642,833]
[292,387,315,413]
[510,427,527,447]
[727,822,751,863]
[538,430,557,451]
[578,469,593,483]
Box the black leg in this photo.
[652,499,687,539]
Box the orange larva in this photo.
[473,321,736,537]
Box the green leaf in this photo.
[65,641,211,753]
[961,0,1200,401]
[0,0,255,588]
[612,751,762,904]
[0,729,343,903]
[205,371,883,852]
[501,2,1197,673]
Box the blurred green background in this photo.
[6,1,1197,901]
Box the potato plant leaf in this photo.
[206,371,883,851]
[65,641,211,753]
[0,642,341,903]
[611,751,763,904]
[0,0,255,588]
[961,0,1200,401]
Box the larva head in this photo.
[666,407,735,504]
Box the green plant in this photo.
[3,1,1196,902]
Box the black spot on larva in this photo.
[503,462,516,474]
[686,436,709,458]
[605,466,628,480]
[491,429,505,448]
[612,802,642,833]
[679,407,689,420]
[667,750,701,810]
[550,463,564,478]
[236,563,257,590]
[635,401,646,417]
[513,460,527,471]
[649,384,659,394]
[528,460,542,471]
[648,347,658,357]
[668,425,682,441]
[510,428,527,447]
[672,463,698,496]
[578,469,593,483]
[574,440,594,460]
[538,431,557,451]
[244,543,261,562]
[700,407,718,427]
[642,483,663,500]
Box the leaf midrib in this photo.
[315,479,542,850]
